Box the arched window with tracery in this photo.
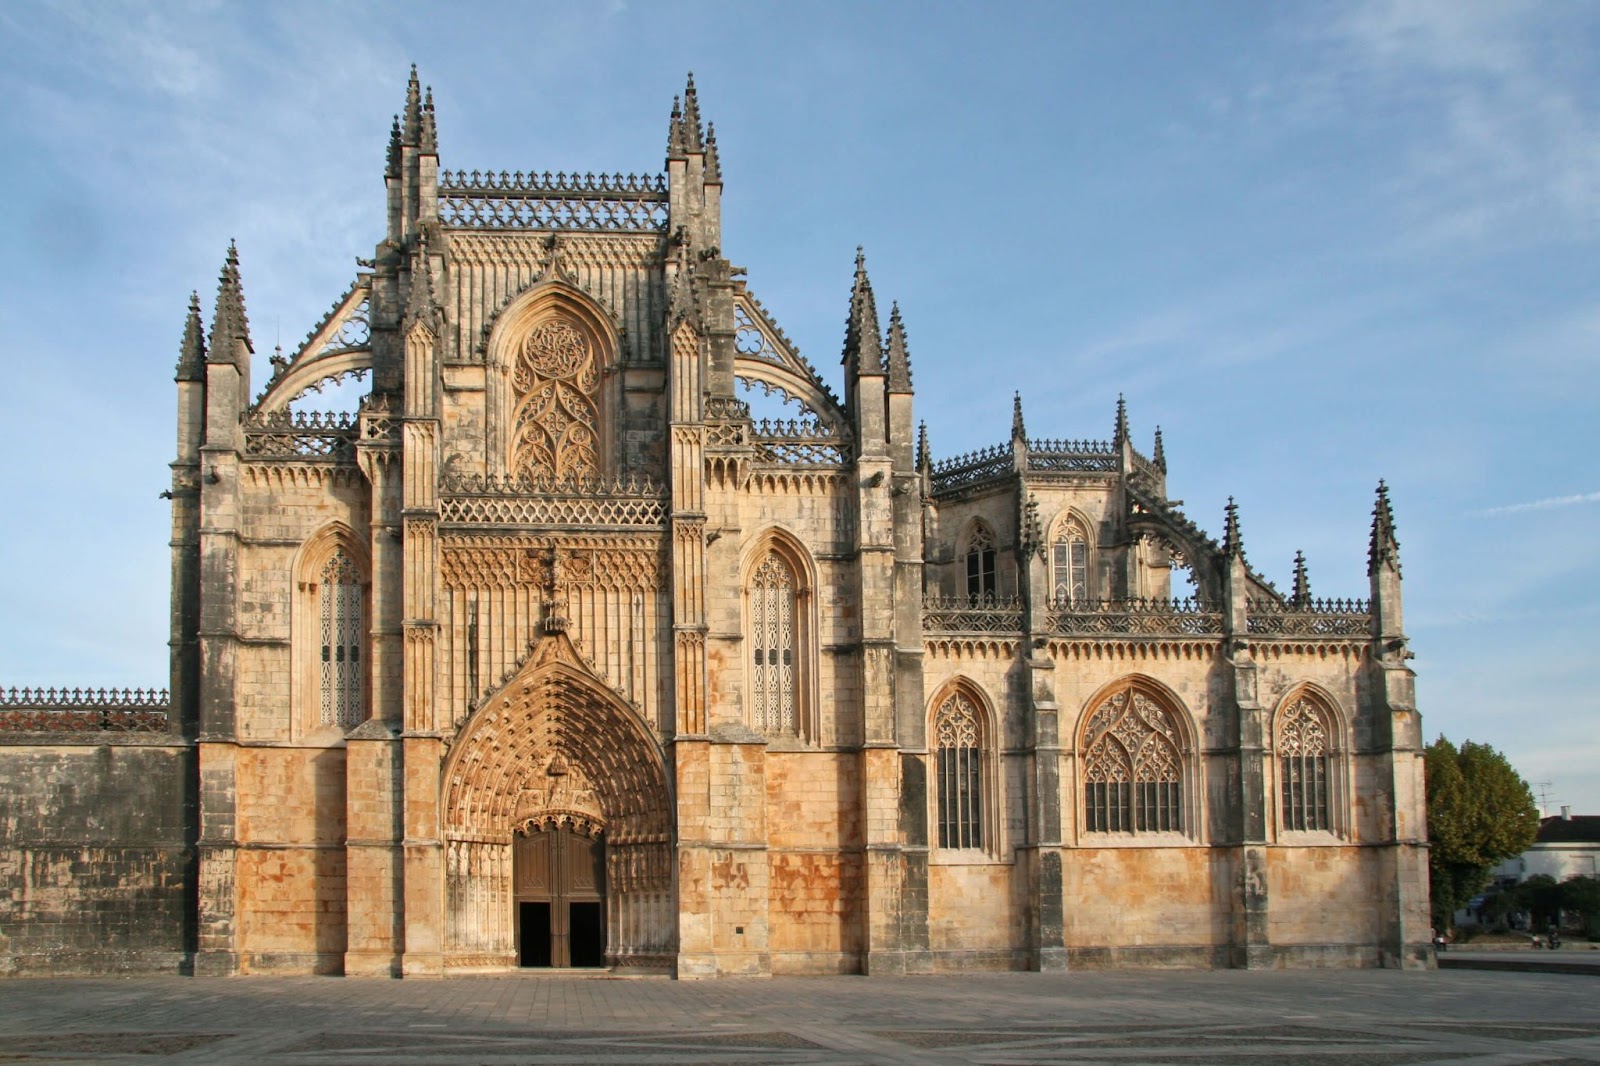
[509,317,602,480]
[964,522,997,604]
[318,549,364,728]
[1277,692,1341,833]
[749,549,798,735]
[1081,683,1187,834]
[1051,514,1091,607]
[934,689,986,849]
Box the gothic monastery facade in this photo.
[0,72,1431,977]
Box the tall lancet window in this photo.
[1082,685,1186,834]
[319,550,364,728]
[1278,694,1337,832]
[749,551,796,734]
[935,690,985,849]
[1052,515,1090,607]
[964,523,997,604]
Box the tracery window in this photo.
[964,523,997,604]
[1051,515,1090,607]
[934,691,986,848]
[1082,685,1186,834]
[1278,694,1338,832]
[749,550,797,735]
[318,549,364,728]
[509,318,601,480]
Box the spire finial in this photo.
[1114,393,1129,445]
[841,247,882,375]
[916,420,931,475]
[885,301,912,391]
[402,64,422,146]
[1223,496,1245,559]
[420,86,437,154]
[1368,479,1401,575]
[1152,425,1166,471]
[208,241,252,369]
[1012,392,1027,443]
[386,115,402,178]
[1292,550,1311,607]
[667,94,687,158]
[704,122,722,183]
[176,290,207,382]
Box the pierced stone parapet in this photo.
[1047,598,1223,637]
[438,473,667,528]
[244,409,359,460]
[0,686,170,733]
[930,442,1011,494]
[1246,598,1372,637]
[921,595,1024,634]
[438,169,668,232]
[1028,438,1117,475]
[751,416,847,466]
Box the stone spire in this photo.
[666,95,687,158]
[703,122,722,184]
[208,241,252,369]
[1114,393,1129,446]
[1222,497,1244,559]
[885,301,912,393]
[1368,480,1400,576]
[916,421,930,475]
[420,86,437,154]
[1291,550,1311,607]
[175,291,207,382]
[405,235,439,331]
[1011,391,1027,443]
[402,64,422,146]
[841,247,882,375]
[681,72,705,153]
[1152,426,1166,472]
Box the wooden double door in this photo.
[514,827,606,968]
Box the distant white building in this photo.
[1496,809,1600,882]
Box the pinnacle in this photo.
[1292,550,1311,606]
[667,94,687,158]
[176,290,206,382]
[208,240,252,368]
[420,86,437,154]
[1012,392,1027,442]
[1222,496,1244,559]
[885,301,912,391]
[681,71,704,153]
[1152,426,1166,471]
[842,247,882,373]
[386,115,402,178]
[403,64,422,146]
[1114,393,1129,445]
[704,122,722,184]
[917,421,931,473]
[1368,479,1401,575]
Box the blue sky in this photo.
[1,1,1595,812]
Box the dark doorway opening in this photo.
[568,901,604,968]
[514,826,605,968]
[518,902,551,967]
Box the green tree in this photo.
[1515,874,1562,929]
[1561,875,1600,937]
[1424,736,1539,930]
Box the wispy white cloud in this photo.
[1478,490,1600,517]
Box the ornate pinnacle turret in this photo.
[916,421,931,475]
[420,87,437,154]
[681,72,705,153]
[1222,497,1245,559]
[402,64,422,146]
[1114,393,1129,445]
[208,241,252,369]
[703,122,722,184]
[1368,479,1401,575]
[405,236,437,328]
[885,301,912,392]
[841,247,882,374]
[1152,426,1166,472]
[1291,550,1311,607]
[385,115,402,178]
[1011,392,1027,443]
[175,291,207,382]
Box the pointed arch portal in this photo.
[440,633,674,971]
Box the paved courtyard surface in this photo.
[1,968,1598,1065]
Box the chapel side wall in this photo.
[223,466,369,973]
[0,741,192,976]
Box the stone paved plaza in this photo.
[1,968,1598,1064]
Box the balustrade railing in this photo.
[1048,598,1223,637]
[0,686,170,733]
[1246,598,1372,637]
[921,595,1024,634]
[437,169,668,232]
[244,410,359,460]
